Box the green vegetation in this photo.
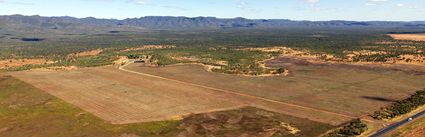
[323,119,368,137]
[0,75,179,137]
[372,89,425,120]
[1,28,425,73]
[120,47,283,75]
[1,28,422,60]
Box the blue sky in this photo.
[0,0,424,21]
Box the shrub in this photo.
[323,119,368,137]
[371,89,425,120]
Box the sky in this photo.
[0,0,424,21]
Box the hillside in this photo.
[1,15,425,34]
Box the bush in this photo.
[371,89,425,120]
[323,119,368,137]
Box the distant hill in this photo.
[0,15,141,34]
[1,14,425,34]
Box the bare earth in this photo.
[388,34,425,41]
[9,66,351,125]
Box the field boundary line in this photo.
[119,63,373,122]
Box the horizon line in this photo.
[1,14,424,22]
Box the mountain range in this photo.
[1,14,425,34]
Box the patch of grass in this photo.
[0,74,179,137]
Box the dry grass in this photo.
[66,49,103,60]
[0,59,53,69]
[0,74,180,137]
[388,34,425,41]
[125,63,425,118]
[8,66,245,124]
[120,45,176,52]
[9,66,353,126]
[75,49,103,57]
[0,74,338,137]
[385,115,425,137]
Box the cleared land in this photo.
[8,67,245,124]
[9,66,352,126]
[1,74,337,136]
[388,34,425,41]
[0,74,179,137]
[0,74,336,136]
[125,62,425,118]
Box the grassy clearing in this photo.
[0,74,179,137]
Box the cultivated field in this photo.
[0,74,179,137]
[124,62,425,118]
[0,74,337,136]
[388,34,425,41]
[9,66,352,126]
[8,67,245,124]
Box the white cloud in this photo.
[365,3,377,6]
[132,0,146,5]
[365,0,390,6]
[368,0,388,2]
[304,0,320,4]
[396,3,404,7]
[0,0,34,5]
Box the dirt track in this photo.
[9,66,353,125]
